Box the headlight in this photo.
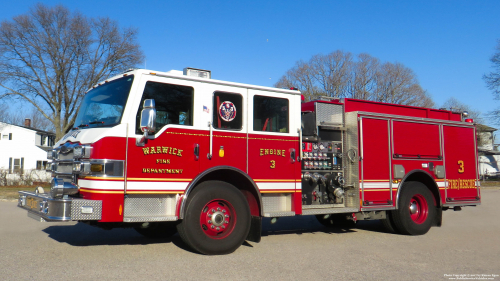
[74,160,123,177]
[74,145,92,159]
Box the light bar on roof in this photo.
[183,67,211,79]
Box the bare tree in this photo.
[484,39,500,123]
[0,103,54,131]
[348,53,379,100]
[374,62,434,107]
[441,97,481,121]
[275,50,434,107]
[0,4,144,139]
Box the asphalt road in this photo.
[1,190,499,281]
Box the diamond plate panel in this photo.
[262,193,292,213]
[263,211,295,217]
[316,103,343,126]
[301,207,359,215]
[344,112,360,210]
[71,199,102,220]
[123,216,177,222]
[124,195,176,218]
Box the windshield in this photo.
[73,76,134,129]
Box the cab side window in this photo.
[136,81,193,134]
[213,91,243,130]
[253,95,289,133]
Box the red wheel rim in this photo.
[409,194,428,224]
[199,199,236,239]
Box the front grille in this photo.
[51,143,78,182]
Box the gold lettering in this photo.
[277,150,281,156]
[173,148,177,155]
[162,147,168,154]
[177,149,183,157]
[150,147,156,154]
[265,149,269,155]
[157,147,162,154]
[282,150,286,157]
[142,147,150,155]
[260,149,263,156]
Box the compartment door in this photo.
[360,117,392,206]
[443,125,479,202]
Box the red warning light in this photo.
[465,119,474,123]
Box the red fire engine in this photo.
[18,68,480,255]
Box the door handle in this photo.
[194,144,199,161]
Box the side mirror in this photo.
[136,99,156,146]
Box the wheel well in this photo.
[398,170,441,209]
[180,167,262,218]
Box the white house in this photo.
[0,119,55,183]
[477,124,500,178]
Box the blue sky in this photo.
[1,1,500,126]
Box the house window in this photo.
[253,95,289,133]
[10,157,24,174]
[9,133,12,140]
[36,160,48,170]
[2,134,9,140]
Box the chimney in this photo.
[24,118,31,127]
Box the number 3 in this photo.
[458,160,464,173]
[270,160,276,169]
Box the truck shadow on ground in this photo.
[42,216,392,249]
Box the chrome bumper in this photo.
[18,191,102,222]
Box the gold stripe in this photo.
[81,177,124,181]
[259,190,295,193]
[363,189,391,191]
[126,191,184,194]
[360,180,391,182]
[163,131,298,142]
[254,179,296,182]
[79,189,123,194]
[126,178,192,182]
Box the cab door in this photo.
[126,77,200,194]
[199,90,247,173]
[247,91,297,194]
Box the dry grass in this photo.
[0,185,50,200]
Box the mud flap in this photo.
[246,216,262,243]
[434,207,442,227]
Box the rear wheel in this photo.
[380,211,399,233]
[177,181,251,255]
[134,222,178,238]
[392,181,436,235]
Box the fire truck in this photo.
[18,68,480,255]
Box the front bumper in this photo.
[18,191,102,222]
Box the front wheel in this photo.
[177,181,251,255]
[391,181,436,235]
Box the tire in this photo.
[392,181,436,235]
[316,214,356,228]
[177,181,251,255]
[134,222,178,238]
[380,211,399,234]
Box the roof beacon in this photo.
[183,67,211,79]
